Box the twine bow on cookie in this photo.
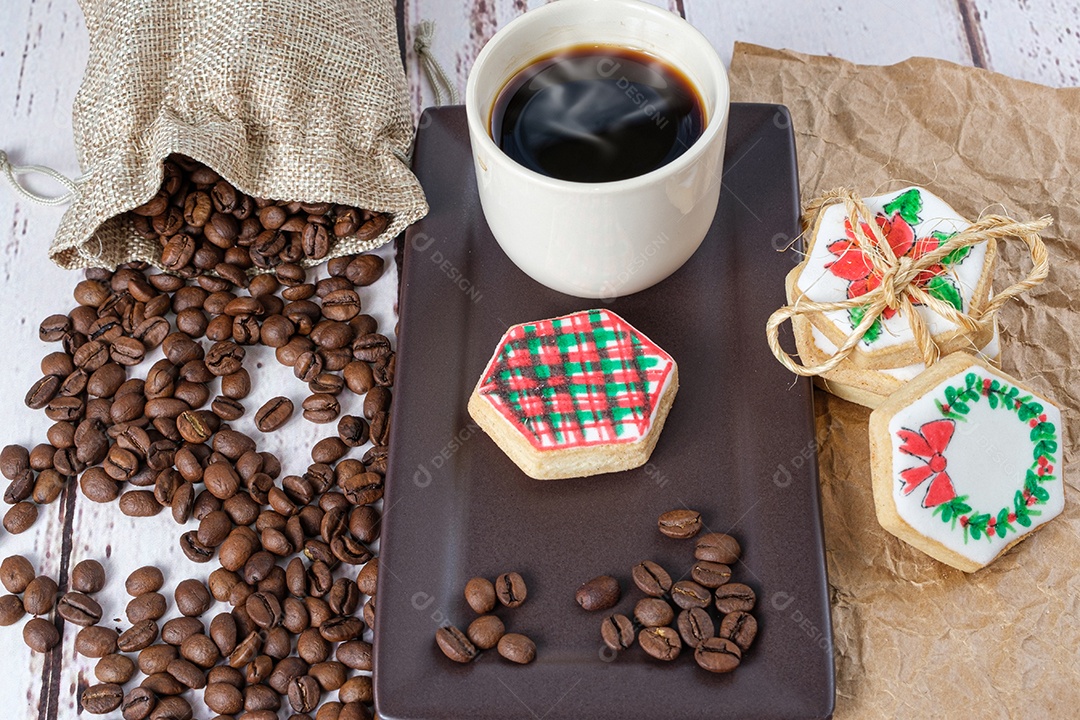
[766,188,1052,377]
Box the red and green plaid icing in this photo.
[477,309,674,450]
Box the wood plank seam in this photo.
[956,0,991,68]
[37,482,78,720]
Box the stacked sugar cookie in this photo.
[788,187,998,409]
[776,186,1064,573]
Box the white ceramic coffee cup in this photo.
[465,0,729,299]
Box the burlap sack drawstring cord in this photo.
[415,21,459,106]
[0,150,79,207]
[766,188,1052,377]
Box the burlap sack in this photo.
[49,0,427,270]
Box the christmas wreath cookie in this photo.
[869,352,1064,572]
[792,186,997,369]
[468,309,678,480]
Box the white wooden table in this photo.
[0,0,1075,717]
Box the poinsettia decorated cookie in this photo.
[792,187,997,369]
[786,267,1001,408]
[869,352,1064,572]
[468,309,678,480]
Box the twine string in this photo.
[767,188,1052,377]
[0,149,79,206]
[414,21,459,106]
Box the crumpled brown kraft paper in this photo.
[731,43,1080,719]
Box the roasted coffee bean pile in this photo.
[129,155,390,275]
[4,253,392,533]
[592,510,758,674]
[1,229,393,714]
[435,572,536,666]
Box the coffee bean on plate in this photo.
[714,582,756,614]
[575,575,621,611]
[691,560,732,588]
[670,580,712,610]
[463,576,496,614]
[435,625,477,663]
[695,533,741,564]
[694,636,741,673]
[631,560,672,597]
[600,613,635,652]
[657,508,703,539]
[677,607,715,649]
[495,571,527,608]
[719,610,758,651]
[634,597,674,628]
[638,626,681,661]
[497,633,536,664]
[467,615,505,650]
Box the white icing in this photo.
[808,323,999,382]
[796,187,989,351]
[886,365,1064,567]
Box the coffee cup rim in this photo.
[465,0,730,192]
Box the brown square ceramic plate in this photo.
[375,104,834,720]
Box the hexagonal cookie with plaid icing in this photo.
[869,352,1064,573]
[792,187,997,369]
[468,309,679,480]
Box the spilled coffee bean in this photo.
[497,633,536,664]
[694,637,741,673]
[435,625,478,664]
[495,571,527,608]
[631,560,672,597]
[657,508,703,539]
[575,575,621,612]
[639,626,682,661]
[600,613,636,652]
[718,610,758,651]
[677,607,715,649]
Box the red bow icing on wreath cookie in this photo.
[897,419,958,508]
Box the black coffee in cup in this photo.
[490,45,705,183]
